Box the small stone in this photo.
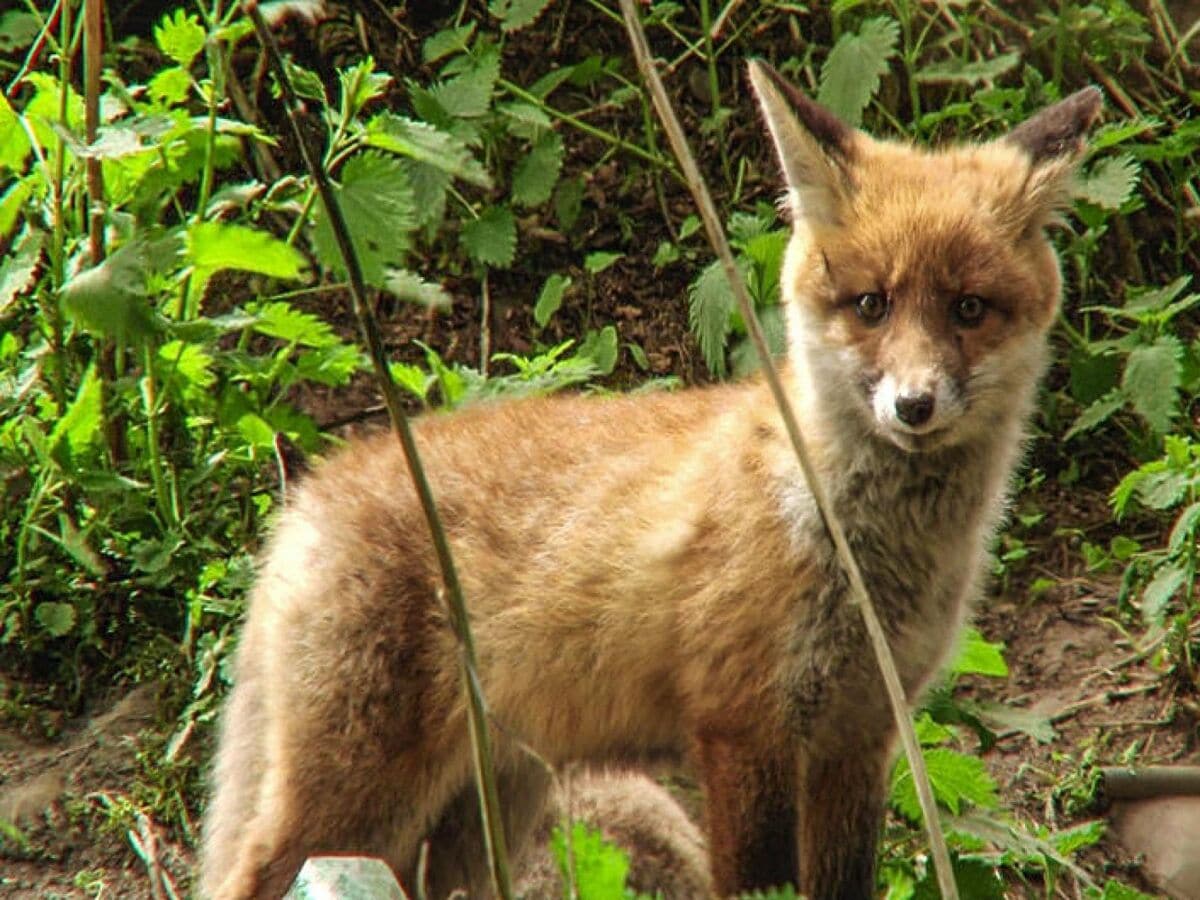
[285,856,408,900]
[1110,796,1200,899]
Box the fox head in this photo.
[748,61,1101,453]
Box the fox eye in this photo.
[954,294,987,327]
[854,292,889,325]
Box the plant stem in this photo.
[618,4,959,898]
[142,346,178,530]
[242,5,515,897]
[499,78,677,175]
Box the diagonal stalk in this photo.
[240,4,513,897]
[616,2,959,897]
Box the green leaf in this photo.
[0,226,43,316]
[0,179,32,238]
[154,10,207,68]
[892,748,999,821]
[973,701,1056,744]
[914,52,1020,84]
[490,0,556,31]
[158,340,216,393]
[951,627,1008,677]
[187,221,306,281]
[1068,347,1120,405]
[512,132,564,207]
[148,66,193,106]
[49,364,102,458]
[365,114,491,187]
[249,300,337,347]
[576,325,618,375]
[1093,879,1157,900]
[460,205,516,268]
[534,273,571,327]
[689,260,735,378]
[295,344,366,387]
[56,514,107,577]
[0,11,39,53]
[817,17,899,126]
[423,23,476,64]
[1074,154,1141,210]
[551,822,630,900]
[339,58,390,121]
[34,602,76,638]
[312,151,416,287]
[584,251,623,274]
[1169,502,1200,551]
[1122,336,1181,432]
[1064,389,1125,441]
[382,269,453,310]
[60,241,161,343]
[1124,275,1190,314]
[0,93,32,172]
[1141,562,1187,624]
[428,45,500,118]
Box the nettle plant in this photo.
[0,1,596,701]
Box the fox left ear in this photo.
[747,59,857,227]
[1004,87,1103,220]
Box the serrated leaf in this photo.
[1122,336,1181,432]
[35,602,76,638]
[460,205,516,268]
[49,364,102,459]
[1169,502,1200,551]
[511,132,564,207]
[250,301,337,347]
[915,52,1020,84]
[188,221,306,281]
[1074,154,1141,210]
[951,627,1008,677]
[1136,468,1189,510]
[60,240,160,343]
[689,260,735,378]
[155,10,206,68]
[364,114,490,187]
[1123,275,1190,314]
[1141,562,1187,624]
[423,23,476,64]
[428,46,500,118]
[1064,389,1125,441]
[382,269,453,310]
[534,273,571,326]
[891,748,998,820]
[312,151,416,287]
[490,0,556,31]
[295,344,366,386]
[402,159,450,230]
[0,226,42,316]
[817,16,899,126]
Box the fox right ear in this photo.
[747,60,855,226]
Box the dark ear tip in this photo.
[1007,86,1105,163]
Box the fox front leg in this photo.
[695,733,800,895]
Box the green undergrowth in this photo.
[0,0,1196,896]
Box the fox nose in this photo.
[895,393,935,427]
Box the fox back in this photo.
[200,63,1100,900]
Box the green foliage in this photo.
[687,204,788,378]
[818,17,899,126]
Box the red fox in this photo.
[200,61,1101,900]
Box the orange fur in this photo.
[200,64,1100,900]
